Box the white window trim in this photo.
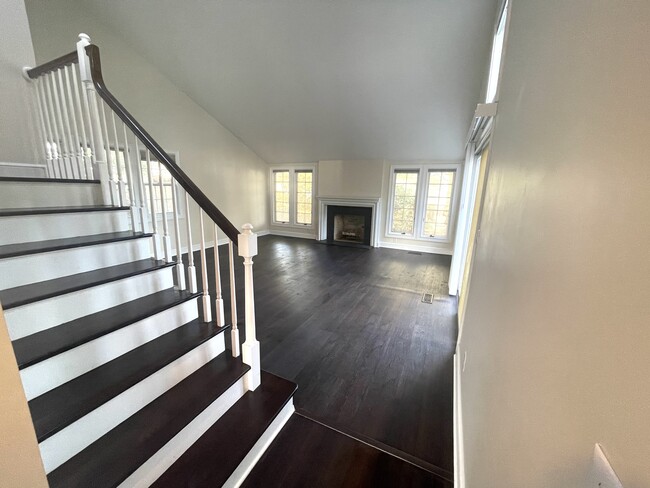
[386,162,461,243]
[269,163,317,229]
[138,149,184,220]
[485,0,510,103]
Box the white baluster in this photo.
[99,101,118,204]
[171,181,186,290]
[34,79,54,177]
[45,73,68,178]
[53,70,75,178]
[213,224,225,327]
[229,240,240,358]
[77,34,110,203]
[110,112,127,206]
[146,150,162,259]
[63,65,85,179]
[239,224,260,390]
[57,68,81,179]
[120,123,139,230]
[158,162,172,262]
[185,194,198,293]
[198,210,212,322]
[70,65,92,179]
[132,138,148,233]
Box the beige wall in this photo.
[0,304,48,488]
[459,0,650,487]
[0,0,37,164]
[25,0,269,234]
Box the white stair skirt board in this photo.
[453,353,465,488]
[6,268,173,340]
[120,377,249,488]
[0,180,103,208]
[223,400,295,488]
[40,333,226,473]
[0,238,151,290]
[20,298,199,400]
[0,162,47,178]
[0,210,131,246]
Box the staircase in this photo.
[0,34,296,487]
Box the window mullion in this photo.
[414,167,427,237]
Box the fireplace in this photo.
[317,197,381,247]
[326,205,372,247]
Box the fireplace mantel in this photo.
[317,196,381,247]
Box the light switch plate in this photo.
[587,444,623,488]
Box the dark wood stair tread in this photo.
[30,318,229,442]
[0,258,174,309]
[152,371,297,487]
[0,176,100,184]
[13,288,200,369]
[47,354,249,488]
[0,205,129,217]
[0,231,152,259]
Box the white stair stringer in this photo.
[0,238,152,290]
[224,400,295,488]
[0,180,103,208]
[20,297,200,400]
[0,210,131,245]
[6,267,173,340]
[120,376,248,488]
[39,333,227,473]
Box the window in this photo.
[388,165,458,242]
[485,0,509,103]
[295,170,313,225]
[423,170,455,238]
[270,166,316,226]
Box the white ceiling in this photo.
[81,0,498,163]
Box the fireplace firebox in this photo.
[326,205,372,247]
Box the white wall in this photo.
[0,0,37,165]
[459,1,650,487]
[24,0,269,234]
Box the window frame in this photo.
[386,163,461,243]
[269,164,317,228]
[485,0,509,103]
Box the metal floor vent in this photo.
[421,292,434,304]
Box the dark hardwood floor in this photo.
[242,414,452,488]
[192,235,457,481]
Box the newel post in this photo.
[238,223,261,391]
[77,33,111,205]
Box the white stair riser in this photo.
[0,210,131,245]
[0,238,152,290]
[39,333,226,473]
[0,181,103,208]
[6,268,174,340]
[21,298,199,400]
[121,374,248,488]
[224,401,295,488]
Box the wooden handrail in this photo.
[84,45,239,243]
[26,51,78,79]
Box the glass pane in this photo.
[296,171,313,225]
[391,170,419,235]
[274,171,290,222]
[423,170,455,238]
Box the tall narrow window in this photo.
[390,170,419,235]
[140,152,177,216]
[273,170,290,223]
[485,0,508,103]
[423,170,455,238]
[295,170,313,225]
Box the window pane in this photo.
[391,170,419,235]
[274,171,290,222]
[423,170,455,238]
[295,171,313,225]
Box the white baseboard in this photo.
[378,240,453,255]
[224,400,295,488]
[454,353,465,488]
[268,229,316,240]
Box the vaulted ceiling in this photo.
[80,0,498,163]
